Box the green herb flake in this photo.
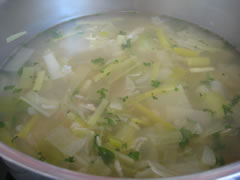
[97,88,108,100]
[143,62,151,67]
[122,96,128,102]
[3,85,15,91]
[152,93,158,100]
[97,146,115,164]
[64,156,75,163]
[128,151,140,161]
[37,152,46,161]
[114,59,119,64]
[151,80,160,88]
[174,87,179,92]
[212,132,225,151]
[0,121,5,128]
[231,95,240,107]
[216,155,225,166]
[106,72,111,76]
[222,104,232,116]
[121,39,131,49]
[119,31,127,35]
[91,57,105,64]
[104,117,114,126]
[11,136,18,143]
[179,128,198,148]
[203,108,216,116]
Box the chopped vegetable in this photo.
[122,96,128,102]
[201,146,216,166]
[173,47,199,57]
[17,115,38,138]
[97,88,108,100]
[43,51,63,80]
[97,146,115,164]
[91,57,105,64]
[128,151,140,160]
[3,85,15,91]
[151,80,161,88]
[121,39,131,49]
[185,57,210,67]
[179,128,198,148]
[18,67,35,89]
[33,71,45,91]
[37,152,46,161]
[6,31,27,43]
[64,156,75,163]
[0,121,5,128]
[88,99,109,126]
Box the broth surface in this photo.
[1,12,240,178]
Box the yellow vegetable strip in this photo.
[186,57,210,67]
[109,61,140,84]
[126,85,175,106]
[134,104,175,129]
[67,112,88,128]
[94,58,133,82]
[18,115,38,138]
[156,29,171,50]
[88,99,109,126]
[33,71,45,91]
[173,47,200,57]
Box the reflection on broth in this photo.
[0,12,240,178]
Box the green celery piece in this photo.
[33,71,45,91]
[88,99,109,126]
[18,67,35,89]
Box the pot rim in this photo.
[1,142,240,180]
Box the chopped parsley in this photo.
[200,73,214,86]
[151,80,160,88]
[0,121,5,128]
[143,62,151,67]
[174,87,179,92]
[97,88,108,100]
[97,146,115,164]
[231,95,240,107]
[104,117,114,126]
[179,128,198,148]
[3,85,15,91]
[122,96,128,102]
[128,151,140,161]
[119,30,127,35]
[222,104,233,116]
[37,152,46,161]
[121,39,131,49]
[152,94,158,100]
[11,136,18,143]
[64,156,75,163]
[203,108,216,116]
[91,57,105,64]
[106,72,111,76]
[113,59,119,64]
[216,155,225,166]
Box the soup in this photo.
[0,12,240,178]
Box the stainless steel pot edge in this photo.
[1,141,240,180]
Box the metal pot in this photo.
[0,0,240,179]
